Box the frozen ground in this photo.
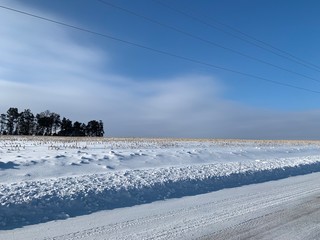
[1,136,320,236]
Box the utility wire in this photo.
[154,0,320,72]
[210,15,320,72]
[1,5,320,94]
[97,0,320,83]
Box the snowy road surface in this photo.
[2,172,320,240]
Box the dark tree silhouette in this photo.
[18,109,34,135]
[51,113,61,135]
[0,107,104,137]
[98,120,104,137]
[36,111,52,135]
[72,121,86,136]
[6,107,19,135]
[59,117,73,136]
[0,113,7,135]
[86,120,104,137]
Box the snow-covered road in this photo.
[2,172,320,240]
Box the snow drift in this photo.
[1,137,320,229]
[1,154,320,229]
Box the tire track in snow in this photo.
[137,186,320,240]
[201,196,320,239]
[45,178,320,240]
[45,190,264,240]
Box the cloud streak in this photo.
[1,1,320,139]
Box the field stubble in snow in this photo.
[1,136,320,229]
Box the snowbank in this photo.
[1,155,320,229]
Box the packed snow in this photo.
[1,136,320,230]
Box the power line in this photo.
[212,15,320,72]
[97,0,320,83]
[154,0,320,72]
[1,5,320,94]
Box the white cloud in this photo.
[1,1,320,139]
[0,2,106,84]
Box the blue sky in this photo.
[1,0,320,139]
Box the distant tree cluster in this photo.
[0,107,104,137]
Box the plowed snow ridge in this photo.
[1,138,320,229]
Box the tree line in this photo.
[0,107,104,137]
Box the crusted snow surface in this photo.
[1,137,320,229]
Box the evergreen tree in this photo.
[18,109,34,135]
[98,120,104,137]
[36,111,51,135]
[0,113,7,135]
[0,107,104,137]
[6,107,19,135]
[72,121,86,136]
[59,117,73,136]
[86,120,104,137]
[81,123,87,136]
[51,113,61,135]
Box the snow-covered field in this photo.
[1,136,320,235]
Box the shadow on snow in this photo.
[1,162,320,230]
[0,161,19,170]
